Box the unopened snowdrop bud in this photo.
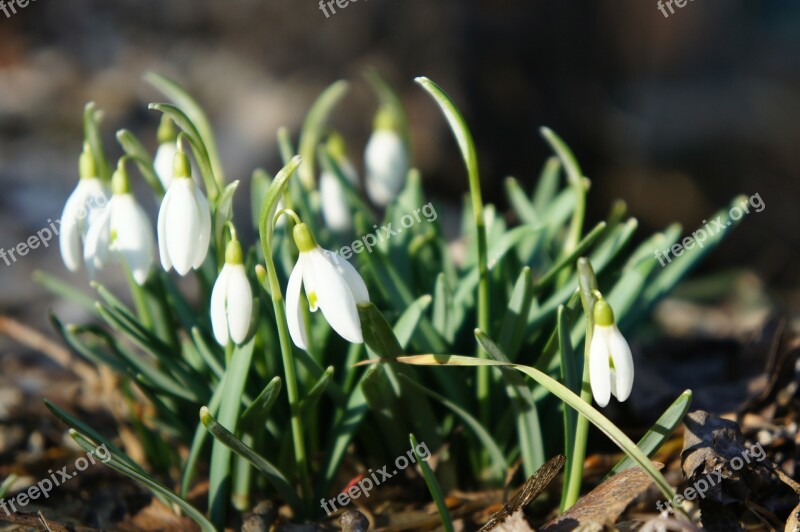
[83,159,156,285]
[286,222,370,349]
[153,115,179,189]
[320,132,358,231]
[59,143,110,272]
[588,298,634,408]
[364,105,408,206]
[210,236,253,345]
[157,146,211,275]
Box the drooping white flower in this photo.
[210,238,252,345]
[286,223,369,349]
[364,106,408,206]
[320,133,359,231]
[82,160,155,284]
[59,144,110,272]
[157,147,211,275]
[588,299,634,408]
[153,115,178,189]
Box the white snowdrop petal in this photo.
[286,261,308,350]
[320,172,352,231]
[112,196,155,285]
[608,327,634,402]
[365,130,407,206]
[157,185,174,271]
[154,142,177,189]
[165,181,197,275]
[589,326,612,408]
[308,249,363,344]
[210,266,231,346]
[225,265,252,344]
[59,193,84,271]
[191,184,211,269]
[299,254,318,312]
[323,251,369,303]
[82,206,110,280]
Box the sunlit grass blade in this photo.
[410,433,454,532]
[209,340,254,527]
[532,156,561,214]
[83,102,111,182]
[498,267,534,359]
[34,270,96,314]
[505,177,539,225]
[415,76,491,425]
[145,72,225,185]
[610,390,692,475]
[240,376,282,431]
[68,428,216,532]
[200,406,302,513]
[298,80,349,190]
[0,474,17,499]
[391,294,432,349]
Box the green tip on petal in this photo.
[111,159,131,195]
[225,239,243,265]
[173,146,192,179]
[593,299,615,327]
[373,104,402,132]
[326,131,347,161]
[79,143,97,179]
[157,115,178,144]
[292,223,317,253]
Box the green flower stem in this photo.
[415,77,491,427]
[263,261,310,508]
[561,258,599,510]
[256,157,310,510]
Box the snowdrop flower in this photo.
[157,146,211,275]
[153,115,178,189]
[364,106,408,206]
[59,143,110,272]
[320,133,358,231]
[589,298,634,407]
[83,160,155,285]
[210,234,252,345]
[286,222,369,349]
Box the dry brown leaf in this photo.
[541,465,661,532]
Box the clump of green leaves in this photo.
[41,71,741,529]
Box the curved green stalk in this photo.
[415,77,490,425]
[297,80,349,190]
[256,156,310,510]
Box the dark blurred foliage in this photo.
[0,0,798,311]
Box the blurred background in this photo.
[0,0,798,387]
